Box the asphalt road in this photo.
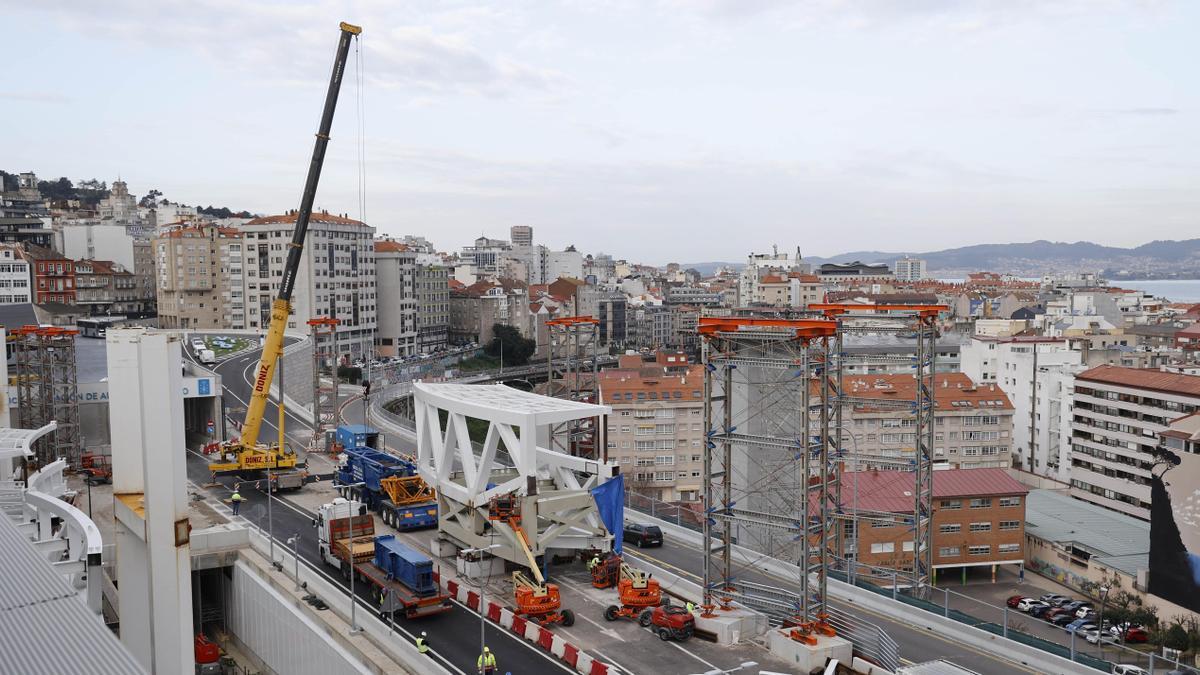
[193,347,570,675]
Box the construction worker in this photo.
[478,646,496,674]
[415,632,430,655]
[686,600,697,615]
[587,553,601,571]
[230,486,244,515]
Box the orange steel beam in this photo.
[545,315,599,326]
[808,303,947,318]
[697,316,837,338]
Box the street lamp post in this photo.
[462,543,502,665]
[1098,584,1110,657]
[287,533,300,590]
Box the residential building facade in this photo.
[374,240,419,358]
[839,373,1014,469]
[600,354,706,502]
[893,257,927,282]
[1070,365,1200,520]
[842,468,1027,580]
[153,223,244,329]
[416,264,450,352]
[22,246,76,304]
[0,244,32,305]
[448,278,531,346]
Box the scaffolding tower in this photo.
[699,316,839,629]
[545,316,600,459]
[13,325,81,467]
[308,317,340,452]
[811,303,944,595]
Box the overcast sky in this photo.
[3,1,1196,263]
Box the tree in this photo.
[485,324,535,366]
[37,177,74,200]
[1163,623,1190,652]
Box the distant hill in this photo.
[798,238,1200,278]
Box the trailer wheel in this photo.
[604,605,619,622]
[560,608,575,627]
[638,609,653,627]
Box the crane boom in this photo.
[240,21,361,449]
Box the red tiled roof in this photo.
[1076,364,1200,398]
[246,211,365,226]
[842,468,1027,513]
[831,373,1013,412]
[374,240,409,252]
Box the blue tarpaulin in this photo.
[591,474,624,554]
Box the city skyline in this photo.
[3,1,1196,261]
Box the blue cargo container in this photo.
[337,424,379,452]
[373,534,436,597]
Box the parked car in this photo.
[1050,611,1078,626]
[1065,620,1097,634]
[1043,607,1071,621]
[1017,598,1047,613]
[1060,600,1087,613]
[1084,629,1117,645]
[1040,593,1070,606]
[1030,604,1055,618]
[1076,607,1097,620]
[623,523,663,548]
[1006,595,1025,608]
[1109,624,1149,643]
[1112,666,1149,675]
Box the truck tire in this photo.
[604,606,619,622]
[638,609,653,627]
[560,609,575,627]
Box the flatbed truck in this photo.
[315,498,452,619]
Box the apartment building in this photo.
[842,468,1027,579]
[448,278,530,345]
[893,257,927,282]
[416,264,449,353]
[74,260,141,315]
[0,244,32,305]
[838,373,1014,470]
[1070,365,1200,520]
[753,273,823,308]
[599,354,706,502]
[240,211,376,356]
[154,224,244,329]
[374,240,418,357]
[22,245,76,304]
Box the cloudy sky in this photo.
[3,1,1196,263]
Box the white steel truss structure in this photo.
[414,382,618,566]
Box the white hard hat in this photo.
[421,631,427,637]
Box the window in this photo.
[871,519,895,528]
[902,541,914,552]
[998,520,1020,531]
[870,542,895,554]
[998,543,1020,554]
[939,500,962,509]
[968,545,991,556]
[998,496,1021,508]
[939,524,961,534]
[969,498,991,509]
[620,426,630,433]
[939,546,961,557]
[969,522,991,532]
[654,455,674,466]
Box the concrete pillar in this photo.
[108,329,194,674]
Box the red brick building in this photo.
[22,245,76,304]
[842,467,1028,583]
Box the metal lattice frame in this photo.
[13,326,81,467]
[308,317,339,451]
[545,317,600,460]
[810,303,944,596]
[699,317,838,625]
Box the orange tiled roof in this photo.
[247,211,365,226]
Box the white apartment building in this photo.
[240,212,376,357]
[1070,365,1200,520]
[972,336,1086,480]
[510,225,533,247]
[894,257,927,282]
[374,240,419,358]
[737,246,809,305]
[154,224,245,329]
[0,244,31,304]
[599,355,706,502]
[546,247,583,281]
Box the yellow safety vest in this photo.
[478,652,496,668]
[416,638,429,654]
[231,492,242,502]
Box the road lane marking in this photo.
[665,639,720,670]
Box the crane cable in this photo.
[354,32,367,230]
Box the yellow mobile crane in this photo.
[209,21,362,481]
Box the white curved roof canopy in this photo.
[0,422,58,463]
[413,382,610,426]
